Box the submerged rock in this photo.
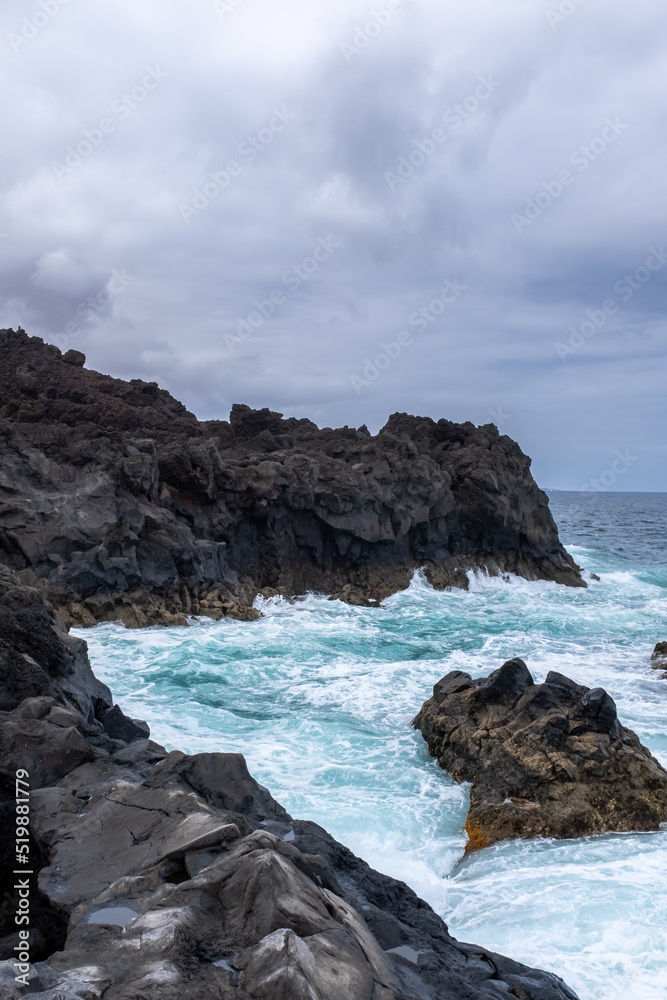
[0,571,581,998]
[414,659,667,851]
[0,328,583,628]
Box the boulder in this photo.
[414,659,667,851]
[61,349,86,368]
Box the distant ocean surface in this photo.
[78,491,667,1000]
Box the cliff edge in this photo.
[0,329,583,627]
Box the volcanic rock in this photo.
[0,571,581,998]
[651,642,667,674]
[0,328,583,628]
[414,658,667,851]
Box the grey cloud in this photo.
[0,0,665,489]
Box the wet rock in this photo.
[0,328,583,628]
[0,570,581,999]
[145,750,288,821]
[101,705,150,743]
[651,641,667,675]
[414,659,667,851]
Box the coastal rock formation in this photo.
[414,658,667,852]
[0,328,583,627]
[0,572,581,999]
[651,642,667,676]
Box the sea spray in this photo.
[78,491,667,1000]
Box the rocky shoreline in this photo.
[414,659,667,852]
[0,329,583,629]
[0,327,594,997]
[0,570,581,999]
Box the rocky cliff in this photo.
[0,328,583,627]
[0,570,581,999]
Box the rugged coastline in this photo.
[0,570,581,999]
[0,327,592,997]
[0,329,583,629]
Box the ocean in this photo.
[77,490,667,1000]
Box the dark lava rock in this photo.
[0,328,583,628]
[101,704,150,742]
[651,642,667,675]
[0,571,581,998]
[0,566,111,719]
[61,349,86,367]
[414,659,667,851]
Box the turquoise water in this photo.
[77,492,667,1000]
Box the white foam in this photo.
[75,539,667,1000]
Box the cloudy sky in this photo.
[1,0,666,490]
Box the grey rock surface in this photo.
[0,329,583,629]
[0,571,581,999]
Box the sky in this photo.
[1,0,666,491]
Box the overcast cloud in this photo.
[1,0,666,490]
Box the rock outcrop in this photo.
[414,658,667,852]
[651,642,667,676]
[0,572,581,999]
[0,328,583,628]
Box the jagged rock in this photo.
[101,704,150,743]
[414,658,667,851]
[0,328,583,628]
[0,570,581,998]
[651,642,667,676]
[0,566,111,719]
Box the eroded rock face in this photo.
[414,659,667,851]
[0,571,581,999]
[0,566,111,719]
[0,329,583,627]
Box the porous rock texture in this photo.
[0,572,581,999]
[0,328,583,628]
[414,658,667,852]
